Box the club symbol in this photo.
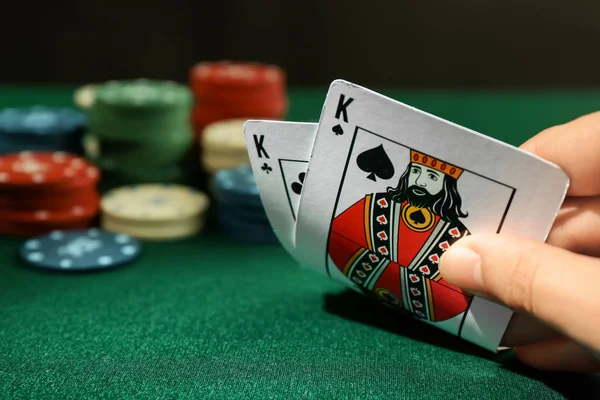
[332,124,344,136]
[261,163,273,174]
[291,172,306,195]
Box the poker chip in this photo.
[216,203,270,224]
[73,84,97,110]
[189,62,287,136]
[84,79,194,186]
[201,152,251,174]
[100,184,210,240]
[190,61,286,93]
[199,119,251,175]
[101,184,209,222]
[0,152,96,189]
[212,164,277,243]
[0,107,86,156]
[20,229,141,271]
[94,79,192,110]
[0,188,98,211]
[98,164,187,188]
[212,164,261,204]
[189,61,287,181]
[202,119,248,152]
[0,152,101,238]
[85,131,192,169]
[219,217,278,244]
[0,219,93,237]
[0,200,98,224]
[0,107,86,136]
[101,214,206,241]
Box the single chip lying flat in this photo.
[20,228,141,271]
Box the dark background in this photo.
[3,1,600,88]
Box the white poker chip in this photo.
[82,134,100,159]
[201,152,250,175]
[20,229,141,271]
[101,213,207,240]
[100,184,210,223]
[201,119,248,153]
[74,85,96,110]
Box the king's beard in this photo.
[406,186,439,209]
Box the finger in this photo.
[546,196,600,257]
[520,111,600,196]
[514,336,600,373]
[459,291,567,346]
[501,313,560,347]
[439,234,600,351]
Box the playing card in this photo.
[294,80,569,352]
[243,120,317,255]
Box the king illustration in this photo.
[328,150,472,321]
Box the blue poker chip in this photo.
[0,107,86,136]
[0,107,86,155]
[0,138,83,155]
[218,214,278,244]
[217,203,270,225]
[212,164,263,207]
[20,228,141,272]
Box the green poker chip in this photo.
[87,79,193,142]
[83,132,192,167]
[94,79,192,110]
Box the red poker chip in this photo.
[60,161,100,191]
[193,84,286,104]
[0,198,99,224]
[191,104,286,136]
[0,152,99,191]
[195,96,287,116]
[0,218,96,238]
[190,62,286,97]
[191,103,285,125]
[190,61,286,91]
[0,188,99,211]
[195,86,285,100]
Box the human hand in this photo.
[439,112,600,372]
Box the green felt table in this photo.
[1,86,600,399]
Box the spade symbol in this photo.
[291,172,305,195]
[356,144,395,182]
[410,210,426,224]
[332,124,344,136]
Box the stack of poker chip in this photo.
[0,107,86,155]
[189,61,288,135]
[212,164,277,244]
[83,79,194,187]
[0,152,100,237]
[200,119,250,176]
[100,184,210,241]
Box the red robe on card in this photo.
[328,191,471,322]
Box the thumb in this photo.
[439,234,600,352]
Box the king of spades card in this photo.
[294,81,566,349]
[328,149,473,323]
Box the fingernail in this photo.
[440,246,484,291]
